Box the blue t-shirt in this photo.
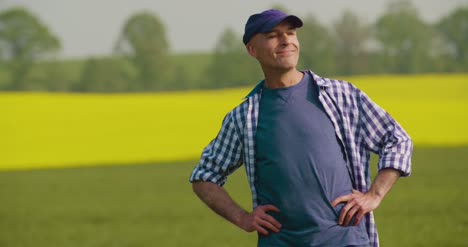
[255,71,369,246]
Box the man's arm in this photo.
[190,111,282,235]
[190,111,280,234]
[331,86,413,226]
[192,181,282,235]
[331,168,401,226]
[357,88,413,176]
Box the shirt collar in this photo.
[243,70,330,99]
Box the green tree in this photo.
[298,14,336,76]
[170,64,191,90]
[0,7,60,90]
[437,6,468,72]
[205,27,261,88]
[28,60,71,91]
[78,57,137,92]
[374,0,433,73]
[115,11,170,91]
[333,10,370,75]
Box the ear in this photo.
[246,43,257,58]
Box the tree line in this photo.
[0,0,467,92]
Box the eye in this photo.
[267,33,278,39]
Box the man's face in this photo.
[246,21,300,72]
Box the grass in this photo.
[0,146,467,247]
[374,147,468,247]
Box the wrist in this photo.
[237,210,252,231]
[368,189,384,202]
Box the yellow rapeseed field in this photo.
[1,74,467,171]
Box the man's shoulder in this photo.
[221,98,249,131]
[222,82,262,134]
[310,71,359,93]
[229,98,249,119]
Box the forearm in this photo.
[192,181,248,229]
[368,168,402,201]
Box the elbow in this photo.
[192,180,215,196]
[192,180,203,195]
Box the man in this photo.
[190,9,412,247]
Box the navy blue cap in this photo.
[243,9,303,45]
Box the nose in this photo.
[279,32,291,45]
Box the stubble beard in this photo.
[273,54,299,71]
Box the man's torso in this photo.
[255,72,369,246]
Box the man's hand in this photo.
[331,189,382,226]
[192,182,282,235]
[332,168,402,226]
[239,205,282,235]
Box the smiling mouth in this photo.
[276,50,295,56]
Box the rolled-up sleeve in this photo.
[358,90,413,177]
[189,112,244,186]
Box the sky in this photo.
[2,0,467,58]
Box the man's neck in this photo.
[263,69,304,89]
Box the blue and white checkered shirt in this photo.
[190,70,413,247]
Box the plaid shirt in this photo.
[190,70,413,247]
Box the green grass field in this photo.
[0,147,467,247]
[1,74,467,246]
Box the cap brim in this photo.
[283,15,303,28]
